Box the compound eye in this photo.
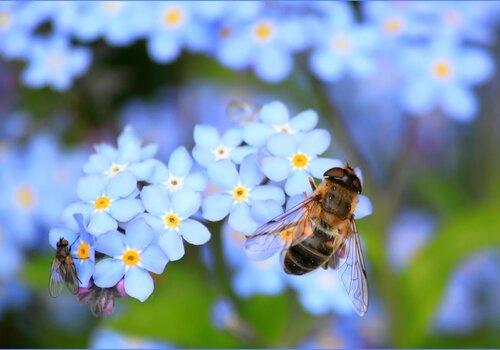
[324,167,345,178]
[352,178,362,193]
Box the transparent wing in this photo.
[331,221,369,316]
[48,259,64,298]
[245,196,317,260]
[64,258,79,295]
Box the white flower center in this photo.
[106,163,127,177]
[273,123,295,134]
[231,184,250,203]
[165,175,184,192]
[212,144,232,161]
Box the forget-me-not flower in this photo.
[93,218,168,302]
[243,101,319,147]
[202,156,284,234]
[141,186,210,261]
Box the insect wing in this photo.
[245,196,317,260]
[48,259,64,297]
[63,257,79,295]
[331,223,369,316]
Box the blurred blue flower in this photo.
[148,146,207,194]
[0,231,24,283]
[400,41,494,121]
[262,130,342,196]
[202,157,284,234]
[309,3,377,82]
[211,297,238,330]
[93,218,168,302]
[0,280,30,318]
[90,328,172,349]
[243,101,318,147]
[141,186,210,261]
[49,214,96,288]
[75,173,143,236]
[21,36,92,91]
[192,125,255,167]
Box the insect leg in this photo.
[308,177,317,191]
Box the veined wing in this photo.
[245,195,318,260]
[48,259,64,297]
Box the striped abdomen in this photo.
[283,219,336,275]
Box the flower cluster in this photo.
[1,2,496,120]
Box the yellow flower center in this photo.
[107,163,125,176]
[122,249,140,266]
[219,25,232,38]
[330,33,351,54]
[212,145,231,161]
[252,21,274,42]
[94,196,111,211]
[0,12,11,29]
[15,186,36,209]
[382,16,404,35]
[163,6,184,28]
[431,59,453,80]
[164,212,180,229]
[291,153,309,169]
[102,1,123,13]
[232,185,249,203]
[77,241,91,260]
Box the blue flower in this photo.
[20,36,92,91]
[202,156,284,234]
[211,297,238,330]
[91,328,172,349]
[243,101,318,147]
[75,173,143,236]
[148,146,207,194]
[0,231,23,283]
[400,41,494,121]
[192,125,255,168]
[141,186,210,261]
[83,126,159,183]
[262,131,342,196]
[49,213,96,288]
[93,218,168,302]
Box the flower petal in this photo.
[309,158,344,179]
[262,157,290,182]
[440,84,477,122]
[290,109,318,132]
[159,231,185,261]
[62,202,93,232]
[124,267,154,302]
[266,133,296,157]
[231,146,257,164]
[259,101,290,125]
[125,218,154,250]
[194,124,219,148]
[49,226,77,250]
[168,146,192,177]
[228,204,258,234]
[207,160,239,190]
[128,159,161,182]
[285,170,310,196]
[77,175,105,202]
[240,155,264,188]
[106,171,136,198]
[94,259,125,288]
[88,212,118,236]
[76,260,94,288]
[95,230,125,257]
[172,189,201,218]
[141,185,171,215]
[140,245,168,274]
[251,200,283,224]
[221,128,243,148]
[243,122,274,147]
[251,185,285,205]
[202,194,232,221]
[354,195,373,219]
[109,199,144,223]
[299,129,331,156]
[83,154,109,174]
[179,219,211,245]
[185,172,207,192]
[192,145,213,168]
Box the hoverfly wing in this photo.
[48,259,64,297]
[245,195,317,260]
[330,221,369,316]
[63,257,79,295]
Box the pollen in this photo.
[94,195,111,211]
[122,249,141,267]
[164,212,180,229]
[252,21,274,42]
[166,175,183,191]
[163,6,184,28]
[0,12,11,28]
[212,145,231,161]
[107,163,125,177]
[382,16,404,35]
[232,185,249,203]
[15,186,36,209]
[290,153,309,169]
[431,59,453,80]
[77,241,90,260]
[330,33,351,54]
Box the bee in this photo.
[49,237,79,297]
[245,164,369,315]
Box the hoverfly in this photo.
[245,164,369,315]
[49,237,79,297]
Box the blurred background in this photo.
[0,1,499,348]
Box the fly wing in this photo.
[330,221,369,316]
[245,195,318,260]
[48,259,64,297]
[64,257,79,295]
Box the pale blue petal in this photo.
[168,146,192,177]
[290,109,318,132]
[49,226,77,249]
[95,230,125,256]
[207,160,239,190]
[402,80,435,115]
[240,155,263,187]
[109,199,143,222]
[159,231,185,261]
[62,202,93,232]
[106,171,136,198]
[250,200,283,224]
[266,133,296,157]
[251,186,285,205]
[254,47,293,83]
[141,185,171,215]
[202,194,232,221]
[184,172,207,192]
[262,157,290,182]
[243,123,274,147]
[140,245,168,274]
[231,146,257,164]
[221,128,243,148]
[125,218,154,250]
[76,260,94,288]
[259,101,289,125]
[286,194,306,211]
[457,48,494,86]
[192,145,214,168]
[142,213,164,232]
[147,33,180,63]
[310,48,343,82]
[124,267,154,302]
[172,189,201,218]
[193,124,219,148]
[77,175,105,202]
[285,170,310,196]
[228,204,258,234]
[83,154,109,174]
[440,85,477,122]
[309,158,344,178]
[354,195,373,219]
[88,212,117,236]
[128,159,160,182]
[141,143,158,160]
[94,259,125,288]
[300,129,331,156]
[147,161,169,184]
[179,219,211,245]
